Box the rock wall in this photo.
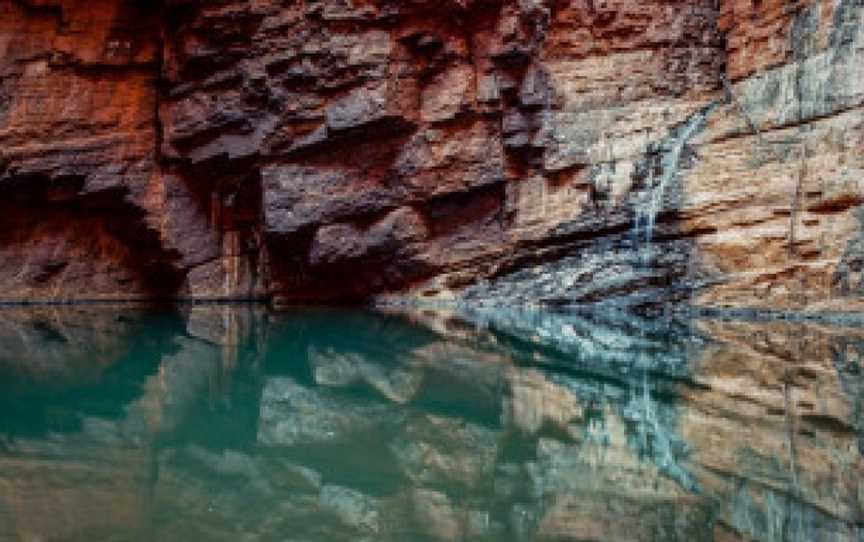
[0,0,863,311]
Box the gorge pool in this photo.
[0,305,861,541]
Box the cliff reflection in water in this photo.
[0,305,861,542]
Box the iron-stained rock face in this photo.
[0,0,863,311]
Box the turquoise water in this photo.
[0,305,861,541]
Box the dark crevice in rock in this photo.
[0,176,184,301]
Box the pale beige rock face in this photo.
[672,0,864,311]
[682,105,864,311]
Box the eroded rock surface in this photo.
[0,0,863,312]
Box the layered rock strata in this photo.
[0,0,862,311]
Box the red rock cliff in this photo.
[0,0,862,311]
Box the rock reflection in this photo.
[0,305,861,541]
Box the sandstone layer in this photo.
[0,0,863,311]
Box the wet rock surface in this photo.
[0,304,862,541]
[0,0,861,313]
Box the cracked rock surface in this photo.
[1,0,863,311]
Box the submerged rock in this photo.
[319,485,380,535]
[257,377,401,447]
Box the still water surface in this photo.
[0,305,861,541]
